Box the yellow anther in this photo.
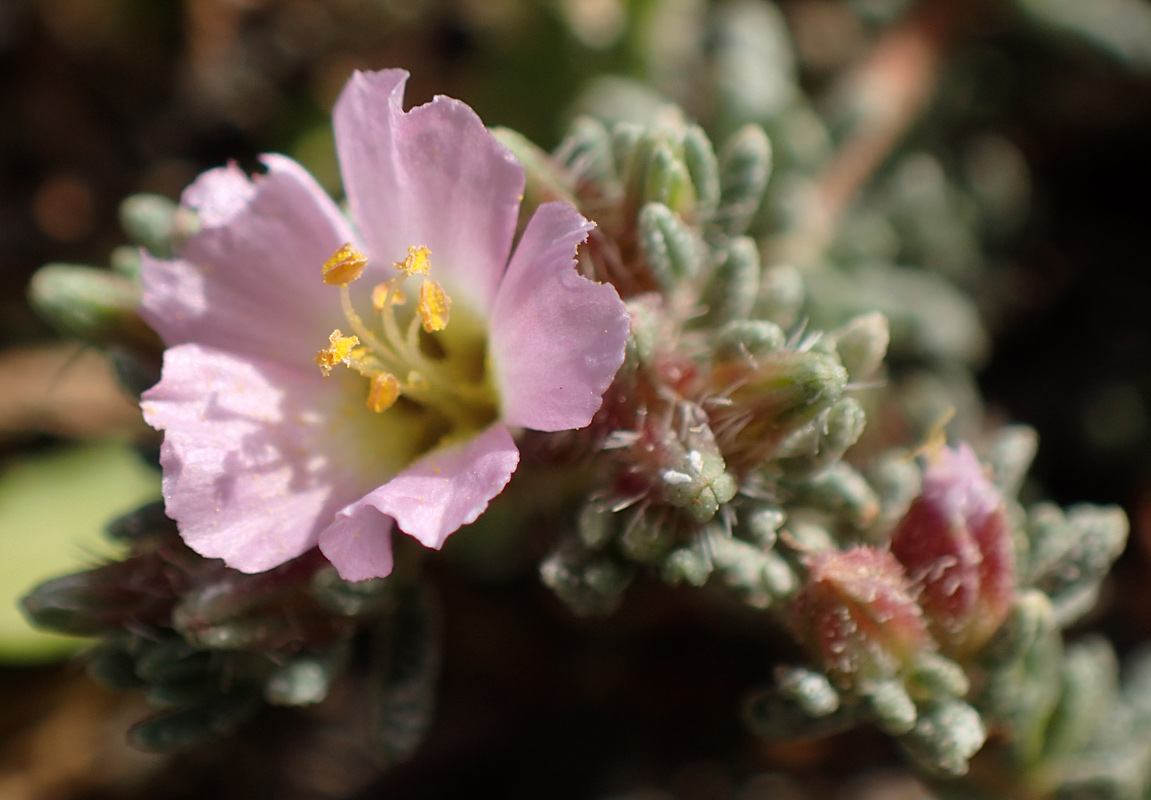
[366,372,401,413]
[322,243,369,286]
[394,245,432,276]
[417,278,451,332]
[371,281,406,313]
[314,329,360,376]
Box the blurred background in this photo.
[2,0,1151,797]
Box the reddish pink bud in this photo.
[791,547,933,687]
[890,445,1015,658]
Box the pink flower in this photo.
[890,445,1015,657]
[140,70,629,581]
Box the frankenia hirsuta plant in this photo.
[139,69,630,581]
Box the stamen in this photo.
[372,282,406,313]
[315,330,360,376]
[315,241,493,427]
[366,372,401,413]
[394,245,432,276]
[322,243,368,286]
[418,279,451,332]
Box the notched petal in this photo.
[354,425,520,551]
[490,202,630,432]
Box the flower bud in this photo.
[21,553,180,636]
[120,193,199,258]
[709,350,848,471]
[791,547,932,687]
[28,264,161,351]
[617,398,737,524]
[890,445,1015,658]
[110,245,142,279]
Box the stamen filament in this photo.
[337,283,484,421]
[372,282,405,312]
[339,284,406,377]
[317,242,497,431]
[376,279,422,367]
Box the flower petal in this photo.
[318,506,395,582]
[333,69,525,315]
[924,444,1002,524]
[141,155,354,372]
[141,343,355,573]
[340,424,520,552]
[181,161,256,227]
[489,202,629,431]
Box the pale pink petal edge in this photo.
[489,201,629,432]
[142,343,351,573]
[333,69,525,314]
[326,424,520,558]
[318,506,396,582]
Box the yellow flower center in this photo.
[314,243,497,437]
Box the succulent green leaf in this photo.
[715,124,772,236]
